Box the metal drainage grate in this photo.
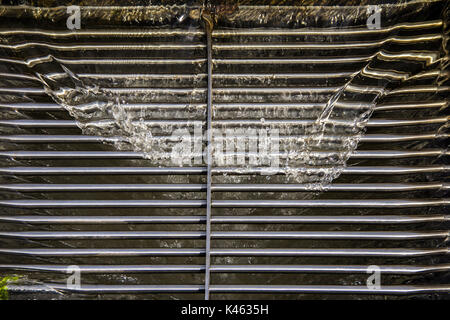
[0,1,449,300]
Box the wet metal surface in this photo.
[0,0,448,299]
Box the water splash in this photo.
[8,1,445,191]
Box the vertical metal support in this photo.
[202,10,213,301]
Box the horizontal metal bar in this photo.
[1,117,445,128]
[1,100,444,111]
[212,215,450,224]
[213,56,373,64]
[214,35,442,50]
[0,103,65,111]
[212,21,443,36]
[105,88,207,94]
[1,150,447,159]
[7,284,203,293]
[47,73,208,81]
[2,133,446,144]
[0,55,207,68]
[213,199,449,208]
[2,263,449,274]
[0,182,447,192]
[388,86,450,95]
[213,183,449,192]
[338,166,450,175]
[215,101,447,111]
[0,215,448,225]
[0,248,205,256]
[0,264,205,273]
[367,117,448,127]
[210,285,450,294]
[0,166,207,175]
[0,184,206,192]
[0,29,204,37]
[23,71,364,83]
[1,20,440,38]
[215,51,437,65]
[218,133,448,143]
[351,150,449,158]
[0,231,206,239]
[0,135,123,143]
[213,166,450,176]
[214,118,448,127]
[213,87,339,93]
[0,87,45,94]
[0,248,447,257]
[358,134,448,142]
[0,199,447,208]
[0,166,447,176]
[0,216,206,224]
[0,151,144,159]
[0,72,38,81]
[0,102,206,111]
[213,72,355,79]
[6,284,450,294]
[213,248,450,257]
[6,54,401,68]
[211,231,449,240]
[0,200,206,208]
[210,264,450,274]
[0,42,206,51]
[0,230,447,240]
[0,120,78,127]
[374,101,447,111]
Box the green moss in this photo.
[0,276,20,300]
